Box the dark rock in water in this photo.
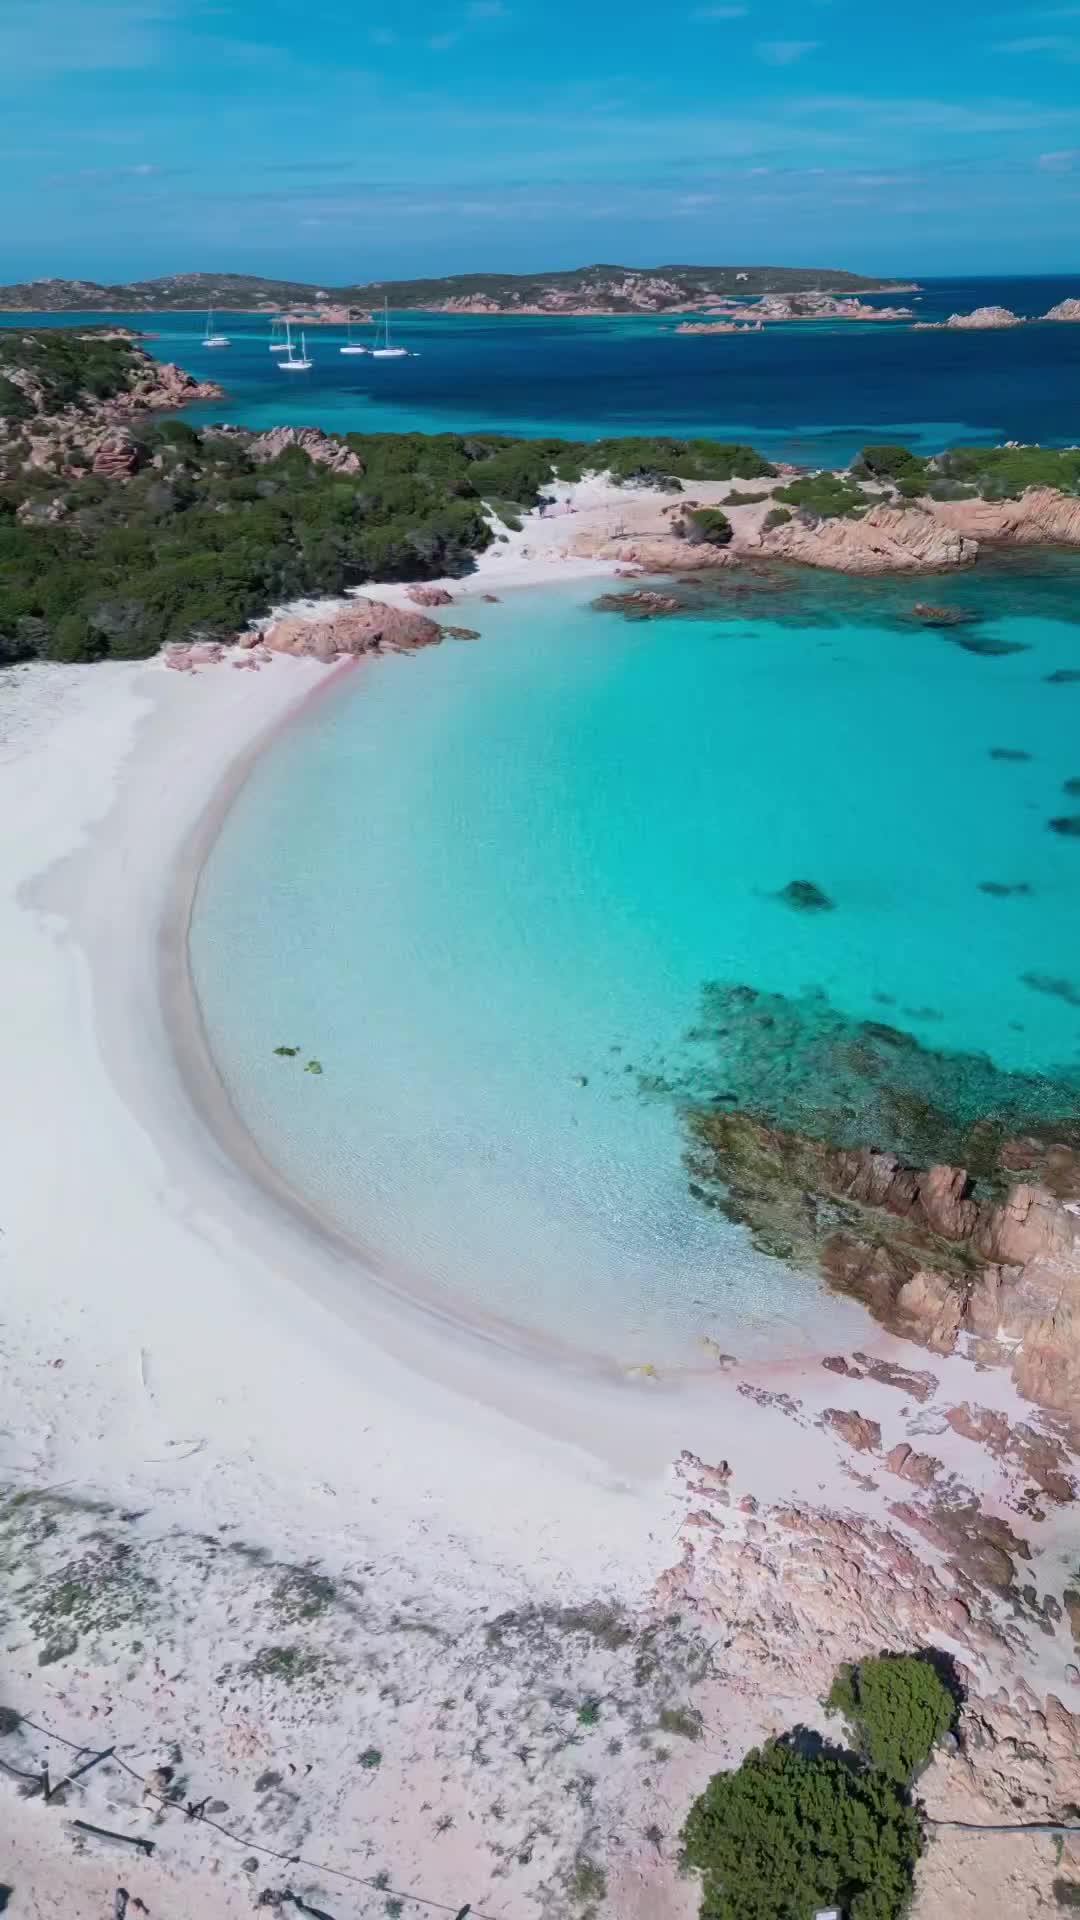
[1049,815,1080,837]
[1021,971,1080,1008]
[441,624,481,640]
[1064,777,1080,796]
[947,634,1029,656]
[1045,669,1080,684]
[989,747,1032,762]
[912,602,980,626]
[776,880,834,913]
[591,588,682,620]
[978,881,1033,897]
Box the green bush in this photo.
[763,505,792,529]
[679,506,733,547]
[723,489,771,505]
[826,1655,956,1785]
[682,1738,922,1920]
[933,444,1080,500]
[853,446,931,495]
[774,472,869,519]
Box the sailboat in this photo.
[202,306,230,348]
[339,307,371,355]
[371,298,408,359]
[279,327,312,371]
[268,317,290,352]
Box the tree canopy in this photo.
[681,1737,923,1920]
[826,1655,957,1786]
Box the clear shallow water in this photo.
[6,274,1080,464]
[189,562,1080,1364]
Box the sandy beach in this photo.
[3,579,1080,1916]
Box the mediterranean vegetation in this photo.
[826,1654,957,1785]
[0,332,777,665]
[680,1652,955,1920]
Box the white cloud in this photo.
[466,0,510,15]
[690,5,748,17]
[1038,147,1079,168]
[368,26,397,44]
[992,33,1077,52]
[756,38,818,63]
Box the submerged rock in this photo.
[440,624,481,639]
[912,602,980,626]
[1049,815,1080,836]
[947,634,1029,656]
[775,880,834,913]
[1045,669,1080,684]
[1065,778,1080,796]
[1021,972,1080,1007]
[978,881,1032,897]
[677,981,1080,1430]
[591,588,682,619]
[989,747,1032,761]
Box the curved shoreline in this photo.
[166,615,880,1392]
[163,651,647,1385]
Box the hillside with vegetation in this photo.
[0,329,777,664]
[0,262,912,315]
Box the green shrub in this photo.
[679,506,733,547]
[723,489,770,505]
[681,1738,923,1920]
[762,505,792,529]
[826,1655,957,1784]
[774,472,869,519]
[935,444,1080,500]
[852,445,931,495]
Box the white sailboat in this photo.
[279,327,312,371]
[371,297,408,359]
[268,317,290,352]
[202,306,230,348]
[339,307,371,355]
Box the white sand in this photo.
[1,627,1077,1917]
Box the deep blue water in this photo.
[5,274,1080,465]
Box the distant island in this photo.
[0,262,917,317]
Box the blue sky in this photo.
[2,0,1079,281]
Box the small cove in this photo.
[188,560,1080,1366]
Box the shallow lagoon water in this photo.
[189,562,1080,1364]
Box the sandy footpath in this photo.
[1,622,1078,1918]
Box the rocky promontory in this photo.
[688,1108,1080,1433]
[758,500,977,573]
[1043,299,1080,322]
[914,306,1024,331]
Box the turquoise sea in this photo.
[4,274,1080,464]
[189,559,1080,1364]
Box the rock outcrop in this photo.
[568,528,738,571]
[1043,299,1080,322]
[932,485,1080,548]
[915,306,1024,331]
[406,584,454,606]
[263,600,441,660]
[758,501,977,573]
[689,1110,1080,1433]
[245,425,362,474]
